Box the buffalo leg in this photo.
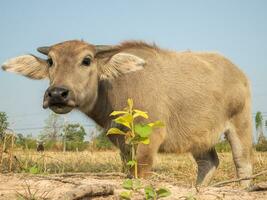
[136,128,166,178]
[107,134,131,173]
[193,148,219,186]
[225,105,253,188]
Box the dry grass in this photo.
[1,149,267,186]
[154,151,267,186]
[5,150,122,173]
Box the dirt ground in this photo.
[0,173,267,200]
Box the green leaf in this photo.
[144,186,156,200]
[29,166,38,174]
[132,179,142,190]
[130,136,150,145]
[121,114,134,123]
[148,121,165,128]
[140,138,150,144]
[156,188,171,198]
[119,191,132,200]
[106,128,126,135]
[122,179,133,190]
[134,124,152,138]
[110,110,128,116]
[114,114,133,129]
[133,109,148,119]
[127,160,136,168]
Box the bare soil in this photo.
[0,173,267,200]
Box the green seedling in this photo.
[107,98,164,178]
[107,99,170,199]
[144,185,171,200]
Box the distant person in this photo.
[36,141,44,152]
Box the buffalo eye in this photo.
[82,56,91,66]
[47,58,53,67]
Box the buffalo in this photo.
[2,40,253,187]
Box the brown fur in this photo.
[1,40,253,187]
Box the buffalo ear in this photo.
[99,52,145,80]
[1,55,48,79]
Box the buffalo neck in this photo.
[87,80,113,128]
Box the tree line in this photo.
[255,111,267,151]
[0,112,113,151]
[0,111,267,151]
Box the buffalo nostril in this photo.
[61,90,69,99]
[47,87,70,102]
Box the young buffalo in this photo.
[2,40,253,187]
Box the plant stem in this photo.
[131,145,138,178]
[129,104,138,178]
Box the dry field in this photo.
[0,150,267,199]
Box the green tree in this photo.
[255,111,265,144]
[90,124,114,150]
[15,133,37,150]
[93,130,114,150]
[63,123,86,142]
[0,112,9,140]
[16,133,26,146]
[40,112,63,141]
[62,123,87,151]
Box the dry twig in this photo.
[27,174,81,185]
[212,169,267,187]
[53,172,127,178]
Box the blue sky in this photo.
[0,0,266,138]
